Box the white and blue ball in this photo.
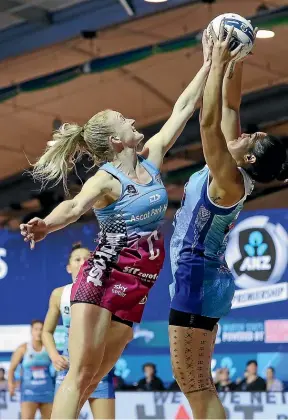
[207,13,255,60]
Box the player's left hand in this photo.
[52,354,69,371]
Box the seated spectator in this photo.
[266,367,283,392]
[215,368,236,392]
[168,380,180,391]
[136,363,165,391]
[236,360,266,391]
[113,374,127,391]
[0,368,7,391]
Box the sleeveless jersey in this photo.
[91,156,168,286]
[95,156,167,234]
[60,284,73,358]
[170,165,254,308]
[21,342,54,402]
[71,156,168,323]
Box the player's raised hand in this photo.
[202,29,213,68]
[209,20,243,65]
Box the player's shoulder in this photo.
[93,170,114,183]
[49,286,66,306]
[86,170,116,193]
[51,286,65,298]
[18,343,28,353]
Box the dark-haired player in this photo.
[8,320,54,419]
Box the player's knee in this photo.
[183,380,215,396]
[77,365,95,391]
[173,368,213,395]
[68,361,96,392]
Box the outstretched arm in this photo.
[20,170,115,248]
[200,23,244,205]
[221,61,243,143]
[142,33,212,168]
[221,26,258,143]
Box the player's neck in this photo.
[113,148,138,177]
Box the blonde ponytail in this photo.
[32,123,85,193]
[33,110,116,193]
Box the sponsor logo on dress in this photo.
[123,266,158,282]
[112,284,127,297]
[130,204,167,222]
[139,296,148,305]
[87,233,126,287]
[126,185,138,196]
[149,194,161,204]
[155,174,163,185]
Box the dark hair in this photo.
[0,368,5,374]
[245,135,288,183]
[31,319,43,327]
[143,363,156,374]
[267,366,275,374]
[246,360,257,367]
[68,242,89,262]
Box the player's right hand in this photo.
[20,217,48,249]
[52,355,69,371]
[209,20,244,65]
[8,381,16,397]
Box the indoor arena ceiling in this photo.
[0,0,287,227]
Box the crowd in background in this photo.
[214,361,284,392]
[114,360,285,392]
[0,360,285,394]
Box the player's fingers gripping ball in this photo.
[207,13,256,61]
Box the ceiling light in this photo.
[256,30,275,39]
[145,0,168,3]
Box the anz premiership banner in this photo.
[225,211,288,309]
[1,392,288,419]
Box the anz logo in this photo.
[149,194,161,204]
[226,216,288,288]
[242,231,270,271]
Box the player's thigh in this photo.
[39,403,53,419]
[169,310,218,393]
[68,303,112,376]
[89,398,115,420]
[93,319,133,382]
[21,401,39,419]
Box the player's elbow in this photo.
[200,120,215,138]
[200,112,215,129]
[173,101,196,122]
[69,200,85,222]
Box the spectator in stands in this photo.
[236,360,266,391]
[168,379,180,391]
[215,368,236,392]
[113,374,127,391]
[266,367,283,392]
[136,363,165,391]
[0,368,7,391]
